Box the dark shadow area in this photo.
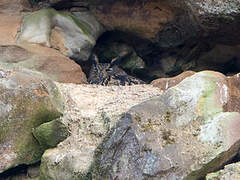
[0,162,40,180]
[83,30,240,84]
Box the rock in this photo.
[193,44,240,73]
[151,71,195,91]
[17,8,104,61]
[27,164,40,178]
[0,14,22,45]
[206,162,240,180]
[0,0,31,14]
[91,0,200,48]
[93,71,240,179]
[0,45,87,84]
[32,119,70,149]
[0,67,63,173]
[186,0,240,44]
[39,83,162,180]
[225,73,240,112]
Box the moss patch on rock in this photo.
[33,119,70,149]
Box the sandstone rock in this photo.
[151,71,195,91]
[186,0,240,44]
[91,0,200,48]
[0,67,63,173]
[93,71,240,179]
[0,45,87,84]
[225,73,240,112]
[39,83,162,180]
[17,8,104,61]
[0,0,31,14]
[206,162,240,180]
[0,14,22,45]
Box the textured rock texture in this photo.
[39,83,162,180]
[0,68,63,173]
[206,162,240,180]
[17,8,104,61]
[93,71,240,179]
[0,45,87,84]
[151,71,195,91]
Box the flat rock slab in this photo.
[0,45,87,84]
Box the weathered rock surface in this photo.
[0,0,31,14]
[151,71,195,91]
[0,67,63,173]
[93,71,240,179]
[39,83,162,180]
[206,162,240,180]
[186,0,240,44]
[17,8,104,61]
[90,0,200,48]
[0,45,87,84]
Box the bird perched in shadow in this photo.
[88,53,145,86]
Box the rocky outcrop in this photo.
[0,45,87,84]
[90,0,200,48]
[17,8,104,61]
[186,0,240,44]
[39,83,162,180]
[37,71,240,180]
[0,68,63,173]
[92,71,240,179]
[206,162,240,180]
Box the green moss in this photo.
[199,77,222,119]
[32,119,70,149]
[60,13,95,44]
[16,103,62,164]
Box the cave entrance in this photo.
[80,30,240,85]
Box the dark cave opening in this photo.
[79,30,240,85]
[0,162,40,180]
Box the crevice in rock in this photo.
[0,162,40,180]
[0,164,28,179]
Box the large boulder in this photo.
[17,8,104,61]
[39,83,162,180]
[0,67,63,173]
[93,71,240,179]
[0,45,87,84]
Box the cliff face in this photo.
[1,0,240,180]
